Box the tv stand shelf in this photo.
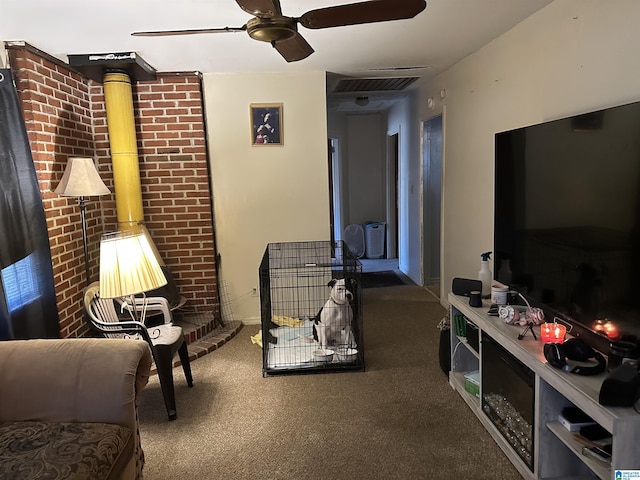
[448,293,640,480]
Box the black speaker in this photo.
[599,364,640,407]
[543,338,606,376]
[452,277,483,297]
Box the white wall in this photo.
[387,92,422,284]
[417,0,640,304]
[203,71,330,323]
[327,109,348,240]
[346,114,385,226]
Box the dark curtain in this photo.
[0,69,59,339]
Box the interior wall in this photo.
[346,114,386,226]
[327,109,348,240]
[387,93,421,284]
[203,71,330,324]
[416,0,640,304]
[423,115,443,286]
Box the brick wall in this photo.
[6,43,218,338]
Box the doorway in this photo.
[422,115,442,293]
[329,137,342,244]
[386,132,399,259]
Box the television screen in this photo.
[494,99,640,350]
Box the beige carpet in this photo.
[138,284,520,479]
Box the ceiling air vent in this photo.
[332,77,419,93]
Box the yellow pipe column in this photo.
[103,71,144,229]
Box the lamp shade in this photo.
[99,228,167,298]
[54,157,110,197]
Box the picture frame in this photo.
[250,103,283,146]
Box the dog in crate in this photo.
[312,278,357,350]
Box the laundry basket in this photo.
[343,224,365,258]
[365,222,386,259]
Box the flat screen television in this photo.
[494,99,640,353]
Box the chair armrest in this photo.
[126,296,172,325]
[0,338,152,431]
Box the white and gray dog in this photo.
[312,278,357,350]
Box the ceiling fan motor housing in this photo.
[246,16,298,43]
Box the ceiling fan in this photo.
[131,0,427,62]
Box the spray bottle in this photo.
[478,251,492,297]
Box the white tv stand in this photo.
[448,293,640,479]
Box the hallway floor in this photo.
[358,258,440,299]
[358,258,399,273]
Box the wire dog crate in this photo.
[259,241,363,376]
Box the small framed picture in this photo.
[250,103,283,146]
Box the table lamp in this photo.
[99,227,167,322]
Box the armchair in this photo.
[0,338,151,479]
[83,282,193,421]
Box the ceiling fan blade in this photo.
[132,26,246,37]
[235,0,282,17]
[300,0,426,30]
[274,33,314,63]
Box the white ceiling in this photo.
[1,0,552,103]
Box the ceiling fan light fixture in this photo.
[355,96,370,107]
[247,17,297,43]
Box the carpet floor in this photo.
[361,270,407,289]
[137,284,521,479]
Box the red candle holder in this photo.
[593,319,605,334]
[540,322,567,344]
[593,318,620,340]
[603,320,620,340]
